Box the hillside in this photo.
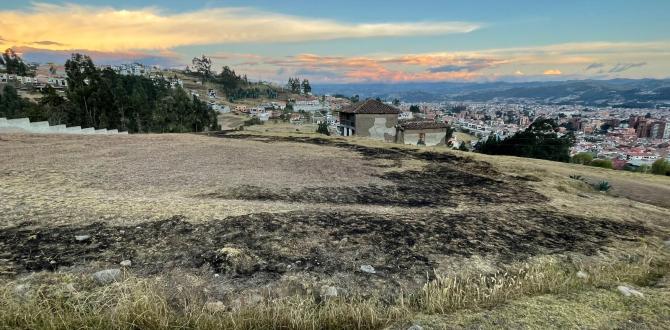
[1,129,669,329]
[314,79,670,108]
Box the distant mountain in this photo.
[313,79,670,108]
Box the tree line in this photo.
[1,53,218,133]
[477,119,575,162]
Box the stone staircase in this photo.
[0,117,127,135]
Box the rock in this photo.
[360,265,376,274]
[13,284,31,298]
[577,193,590,198]
[119,260,132,267]
[407,325,424,330]
[204,301,226,313]
[576,271,589,279]
[74,235,91,242]
[320,285,338,299]
[93,269,121,284]
[617,285,644,298]
[664,240,670,248]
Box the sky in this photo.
[1,1,669,84]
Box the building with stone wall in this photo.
[337,99,400,142]
[395,121,450,147]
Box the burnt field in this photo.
[1,132,669,329]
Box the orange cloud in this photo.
[0,3,479,52]
[543,69,563,75]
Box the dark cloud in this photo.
[15,47,182,67]
[31,40,67,46]
[585,63,604,71]
[295,68,341,78]
[427,59,496,73]
[609,62,646,73]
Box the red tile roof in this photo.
[337,99,400,114]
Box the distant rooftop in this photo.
[398,121,449,130]
[338,99,400,114]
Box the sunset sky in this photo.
[1,1,669,83]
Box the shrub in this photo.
[589,159,613,169]
[595,181,612,192]
[243,117,263,126]
[651,159,670,176]
[571,152,594,165]
[316,122,330,136]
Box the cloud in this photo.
[31,40,67,46]
[15,46,181,67]
[608,62,646,73]
[213,40,669,83]
[0,3,480,52]
[585,62,604,70]
[427,58,501,72]
[543,69,562,75]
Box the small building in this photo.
[395,121,450,147]
[337,99,400,141]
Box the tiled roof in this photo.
[398,121,449,130]
[337,99,400,114]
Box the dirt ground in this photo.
[1,131,669,308]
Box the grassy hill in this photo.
[0,129,669,329]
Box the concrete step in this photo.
[0,117,127,135]
[49,124,67,133]
[65,126,82,133]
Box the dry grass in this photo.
[2,130,670,329]
[1,240,667,329]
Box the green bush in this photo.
[589,159,613,169]
[595,181,612,192]
[651,159,670,176]
[571,152,593,165]
[316,122,330,136]
[243,117,263,126]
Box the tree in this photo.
[316,122,330,136]
[65,53,100,128]
[38,85,69,125]
[589,159,613,169]
[651,159,670,175]
[571,152,594,165]
[2,48,30,76]
[287,77,301,94]
[191,55,212,82]
[409,105,420,113]
[478,118,575,162]
[392,98,401,106]
[301,79,311,95]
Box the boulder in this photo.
[74,235,91,242]
[360,265,376,274]
[320,285,338,299]
[617,285,643,298]
[93,269,121,284]
[120,260,132,267]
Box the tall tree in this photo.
[301,79,312,95]
[191,55,212,82]
[2,48,30,76]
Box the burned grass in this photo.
[0,209,648,292]
[209,133,546,207]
